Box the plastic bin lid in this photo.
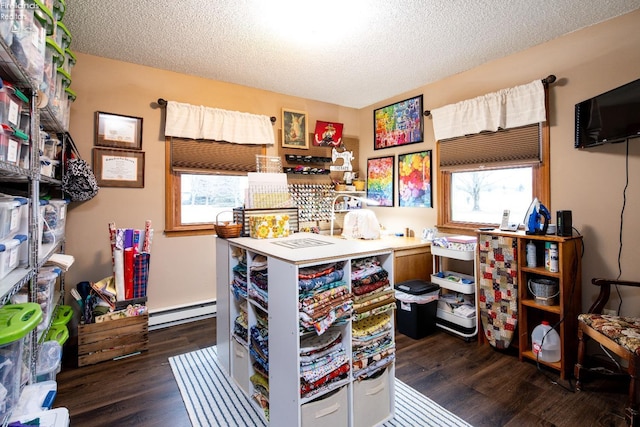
[34,0,56,36]
[44,324,69,346]
[45,37,65,65]
[51,305,73,326]
[0,235,25,252]
[0,303,43,345]
[65,87,76,101]
[394,280,440,295]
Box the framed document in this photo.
[95,111,143,150]
[93,148,145,188]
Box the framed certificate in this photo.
[95,111,143,150]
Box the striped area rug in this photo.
[169,346,472,427]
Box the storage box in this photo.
[0,198,21,240]
[42,198,68,244]
[0,303,42,421]
[301,385,348,427]
[0,82,28,129]
[249,214,291,239]
[233,207,299,237]
[394,280,440,339]
[231,338,250,395]
[77,313,149,366]
[353,367,393,427]
[0,234,27,279]
[36,340,62,382]
[10,0,53,87]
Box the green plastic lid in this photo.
[0,303,43,345]
[51,305,73,326]
[44,323,69,345]
[12,128,29,141]
[56,21,72,48]
[32,0,55,37]
[64,48,77,66]
[53,0,66,21]
[56,66,72,86]
[46,37,65,66]
[11,86,30,104]
[65,87,76,101]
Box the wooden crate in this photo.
[78,314,149,367]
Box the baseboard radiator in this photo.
[148,300,217,330]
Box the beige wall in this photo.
[67,10,640,316]
[65,58,359,313]
[359,10,640,315]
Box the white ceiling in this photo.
[64,0,640,109]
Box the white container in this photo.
[0,199,21,239]
[353,367,392,427]
[526,240,537,267]
[42,198,68,244]
[0,234,26,279]
[36,340,62,382]
[531,321,561,363]
[301,385,348,427]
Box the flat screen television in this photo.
[575,78,640,148]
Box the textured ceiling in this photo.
[64,0,640,108]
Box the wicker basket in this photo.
[214,212,242,238]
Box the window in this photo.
[165,137,264,236]
[437,123,550,233]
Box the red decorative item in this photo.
[313,120,343,147]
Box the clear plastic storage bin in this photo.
[36,340,62,382]
[0,0,16,45]
[0,234,27,279]
[0,303,43,421]
[42,199,67,244]
[0,199,21,239]
[43,37,65,109]
[0,81,29,129]
[10,0,54,87]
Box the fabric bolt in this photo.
[353,355,395,380]
[300,341,344,365]
[353,291,394,313]
[352,269,389,288]
[133,252,150,298]
[298,279,347,301]
[300,361,350,397]
[352,302,397,322]
[298,262,337,279]
[299,285,350,313]
[353,286,393,304]
[298,269,344,292]
[299,301,352,335]
[113,248,125,301]
[353,279,390,296]
[300,352,349,384]
[300,328,342,355]
[353,346,396,372]
[299,292,351,320]
[351,258,383,281]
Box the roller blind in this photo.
[438,124,541,171]
[169,137,264,173]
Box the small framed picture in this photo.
[313,120,343,147]
[95,111,143,150]
[93,148,145,188]
[282,109,309,149]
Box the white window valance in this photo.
[430,80,546,141]
[164,101,275,146]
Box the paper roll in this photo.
[114,248,125,301]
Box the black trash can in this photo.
[394,280,440,339]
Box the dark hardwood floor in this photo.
[55,317,629,426]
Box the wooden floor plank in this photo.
[53,317,629,426]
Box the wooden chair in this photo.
[575,278,640,426]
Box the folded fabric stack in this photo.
[351,257,395,379]
[233,300,248,342]
[298,262,352,335]
[231,262,247,300]
[250,309,269,418]
[299,327,350,399]
[248,254,268,309]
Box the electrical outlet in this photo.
[602,308,617,316]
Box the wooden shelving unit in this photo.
[478,230,582,379]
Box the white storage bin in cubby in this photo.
[0,234,26,279]
[301,385,348,427]
[231,338,250,395]
[353,366,393,427]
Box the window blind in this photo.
[169,137,264,173]
[438,124,541,171]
